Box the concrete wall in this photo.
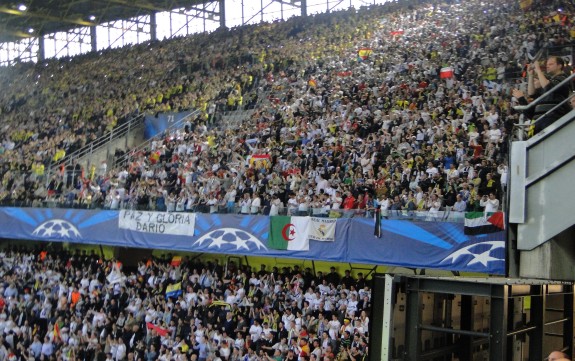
[520,229,575,281]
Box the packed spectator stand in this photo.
[0,0,574,360]
[0,246,371,361]
[1,0,563,214]
[2,0,574,216]
[0,1,573,361]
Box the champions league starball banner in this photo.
[0,208,506,274]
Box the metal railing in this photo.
[512,72,575,140]
[112,109,201,169]
[47,112,145,179]
[0,197,480,223]
[219,109,256,130]
[214,80,269,130]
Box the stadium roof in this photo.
[0,0,215,43]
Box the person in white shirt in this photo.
[248,319,263,342]
[485,109,499,127]
[41,337,54,358]
[446,164,459,181]
[269,195,283,216]
[239,193,251,214]
[458,160,475,180]
[207,194,219,214]
[480,193,500,213]
[346,294,358,317]
[297,195,310,216]
[287,194,299,215]
[427,194,442,220]
[331,191,342,210]
[328,314,341,340]
[487,123,502,143]
[425,162,438,178]
[224,186,237,213]
[250,193,261,214]
[115,337,127,360]
[282,309,295,331]
[498,163,508,193]
[376,194,391,217]
[262,322,273,337]
[453,194,467,212]
[315,173,328,193]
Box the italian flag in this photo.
[464,212,505,235]
[269,216,310,251]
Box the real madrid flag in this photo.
[309,217,336,242]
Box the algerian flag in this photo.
[464,212,505,235]
[269,216,310,251]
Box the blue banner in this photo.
[0,208,506,274]
[144,112,190,139]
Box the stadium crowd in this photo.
[0,0,573,360]
[1,0,575,215]
[0,247,371,361]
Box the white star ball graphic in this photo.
[193,228,267,250]
[32,219,82,239]
[441,241,505,267]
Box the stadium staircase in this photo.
[508,73,575,281]
[112,109,201,168]
[47,109,203,182]
[219,109,257,130]
[46,112,146,180]
[218,85,272,130]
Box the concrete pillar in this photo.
[90,26,97,52]
[150,12,157,41]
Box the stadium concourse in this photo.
[0,0,574,360]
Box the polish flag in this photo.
[440,67,454,79]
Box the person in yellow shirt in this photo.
[53,149,66,163]
[33,162,45,182]
[237,94,243,109]
[227,93,236,111]
[207,133,216,148]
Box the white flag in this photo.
[308,217,336,242]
